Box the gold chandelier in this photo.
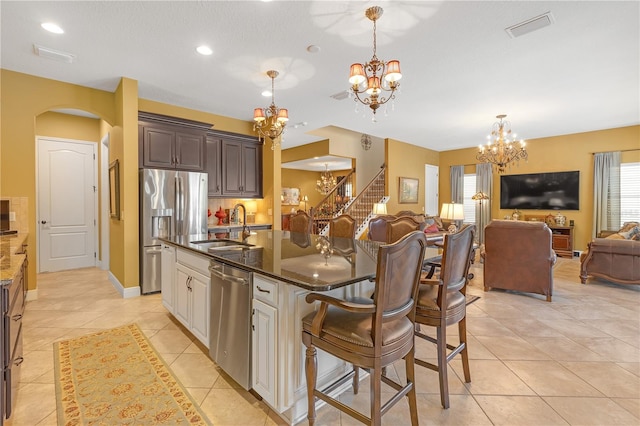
[348,6,401,119]
[477,114,528,173]
[253,70,288,150]
[316,164,337,195]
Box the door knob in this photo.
[41,220,47,224]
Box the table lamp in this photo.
[302,195,309,212]
[440,202,464,233]
[372,203,387,216]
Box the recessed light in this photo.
[306,45,321,53]
[261,90,272,97]
[196,45,213,56]
[41,22,64,34]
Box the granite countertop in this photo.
[1,233,28,284]
[162,230,380,291]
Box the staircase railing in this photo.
[309,169,356,234]
[344,164,387,238]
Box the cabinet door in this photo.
[222,140,243,196]
[252,299,277,408]
[161,245,176,311]
[241,143,262,197]
[175,132,205,171]
[174,265,192,328]
[143,126,175,168]
[206,137,222,197]
[189,270,210,347]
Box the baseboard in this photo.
[108,271,141,299]
[26,289,38,301]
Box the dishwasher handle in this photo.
[209,265,249,285]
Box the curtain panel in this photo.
[475,163,493,244]
[592,151,621,237]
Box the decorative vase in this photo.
[554,213,566,226]
[512,209,522,221]
[214,207,226,226]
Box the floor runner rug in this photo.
[54,323,211,425]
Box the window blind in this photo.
[620,162,640,226]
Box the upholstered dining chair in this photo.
[414,224,476,409]
[289,210,312,234]
[302,231,428,426]
[386,216,422,244]
[328,214,356,239]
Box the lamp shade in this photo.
[277,109,289,122]
[440,203,464,221]
[253,108,265,122]
[384,60,402,82]
[372,203,387,215]
[349,63,366,85]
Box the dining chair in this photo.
[414,224,476,409]
[289,210,312,234]
[386,216,422,243]
[328,214,356,239]
[302,231,428,426]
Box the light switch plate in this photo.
[9,211,16,222]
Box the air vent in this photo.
[33,44,76,63]
[505,11,554,38]
[330,90,350,101]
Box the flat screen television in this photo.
[500,171,580,210]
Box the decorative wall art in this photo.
[398,177,419,204]
[109,159,120,219]
[281,187,300,205]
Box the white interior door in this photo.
[37,137,97,272]
[425,164,439,215]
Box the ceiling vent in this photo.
[505,11,554,38]
[330,90,350,101]
[33,44,76,63]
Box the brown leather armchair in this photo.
[482,220,557,302]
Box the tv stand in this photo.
[550,226,574,258]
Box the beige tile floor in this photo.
[6,257,640,425]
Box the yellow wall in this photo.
[385,138,440,214]
[439,125,640,252]
[281,168,352,213]
[36,112,101,141]
[0,70,116,290]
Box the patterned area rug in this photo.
[54,323,211,425]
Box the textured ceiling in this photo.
[2,1,638,153]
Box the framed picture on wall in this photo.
[281,187,300,205]
[398,177,419,204]
[109,159,120,219]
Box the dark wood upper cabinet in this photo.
[206,136,222,197]
[214,131,263,198]
[138,112,211,172]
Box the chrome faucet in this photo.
[233,203,251,240]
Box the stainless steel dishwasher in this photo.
[209,259,252,390]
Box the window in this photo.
[620,162,640,226]
[462,174,476,224]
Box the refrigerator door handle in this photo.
[175,175,183,235]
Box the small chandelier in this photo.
[361,133,372,150]
[477,114,528,173]
[316,163,337,195]
[253,70,288,150]
[348,6,401,120]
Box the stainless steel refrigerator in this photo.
[139,168,208,294]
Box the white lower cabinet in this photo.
[161,244,176,311]
[172,248,211,348]
[251,274,358,424]
[252,298,277,407]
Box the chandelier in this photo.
[316,163,337,195]
[476,114,528,173]
[348,6,401,119]
[253,70,288,150]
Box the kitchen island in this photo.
[160,230,387,425]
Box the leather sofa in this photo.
[482,220,557,302]
[580,222,640,285]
